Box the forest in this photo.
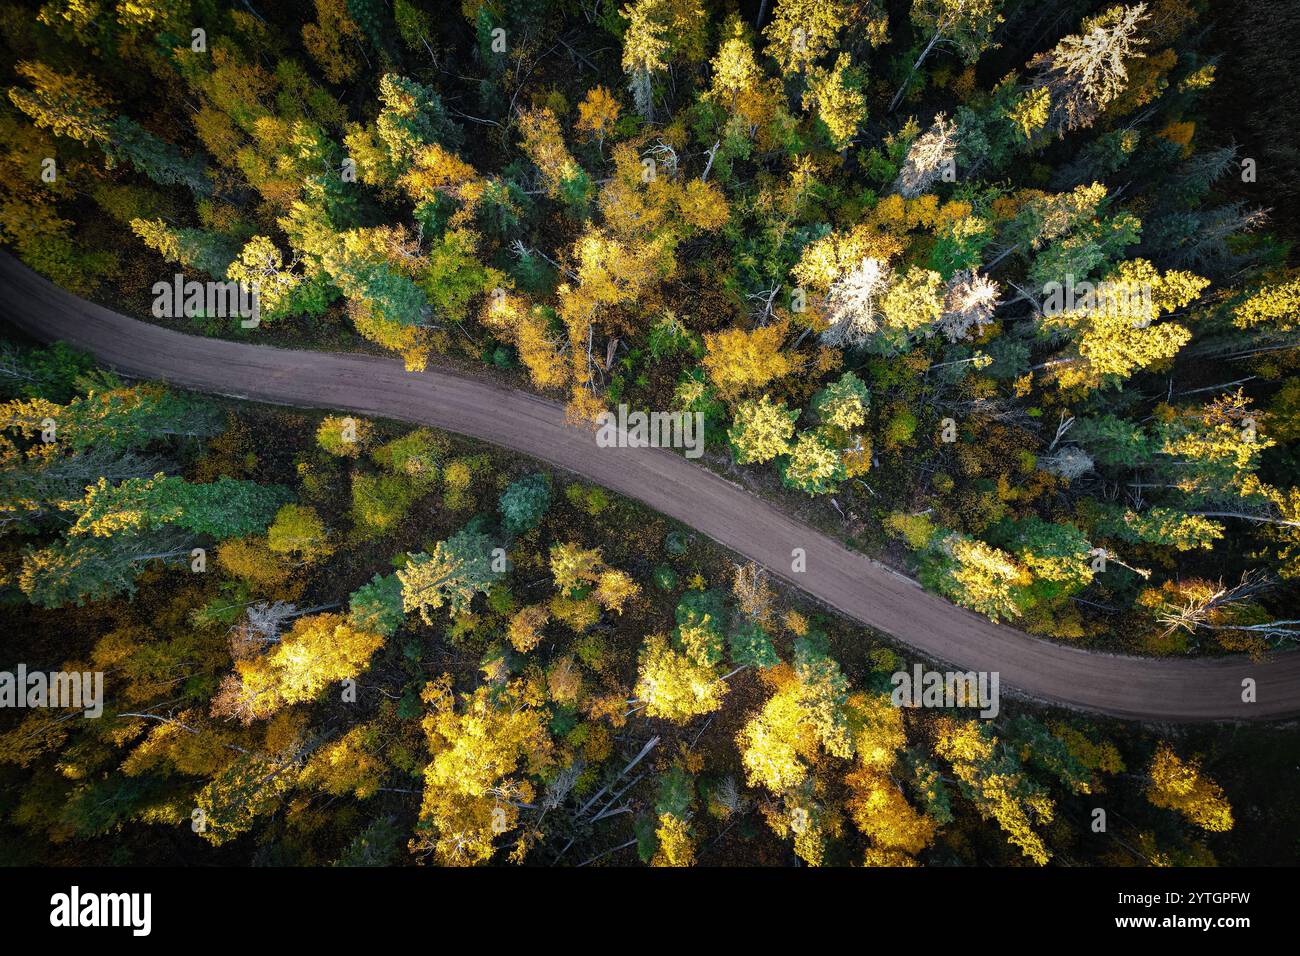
[1,0,1298,868]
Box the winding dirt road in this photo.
[4,253,1297,722]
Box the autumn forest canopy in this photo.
[0,0,1298,869]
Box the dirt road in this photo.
[4,253,1297,721]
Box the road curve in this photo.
[3,254,1297,722]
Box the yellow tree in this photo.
[702,321,795,399]
[706,14,784,141]
[1040,259,1208,391]
[549,541,604,593]
[620,0,707,118]
[266,504,333,564]
[1232,273,1300,335]
[400,144,485,227]
[846,767,937,861]
[508,604,550,653]
[1146,744,1234,832]
[302,0,363,84]
[803,54,867,149]
[214,613,385,722]
[479,291,568,391]
[934,718,1055,864]
[575,86,621,149]
[930,533,1030,621]
[518,107,586,202]
[737,644,852,794]
[414,674,555,865]
[728,394,798,464]
[226,237,303,317]
[764,0,887,77]
[709,15,764,113]
[633,633,726,721]
[594,568,640,613]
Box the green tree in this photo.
[70,474,286,541]
[398,527,501,624]
[19,531,191,607]
[499,473,551,535]
[349,573,405,637]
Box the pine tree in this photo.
[399,528,501,624]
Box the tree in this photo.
[702,321,794,399]
[70,474,286,541]
[575,86,621,148]
[821,257,891,347]
[938,269,1000,341]
[399,528,501,624]
[922,532,1029,621]
[810,372,870,434]
[634,633,726,722]
[706,13,779,140]
[393,0,437,60]
[508,604,550,653]
[414,674,554,866]
[348,573,405,637]
[518,108,589,206]
[1147,744,1234,832]
[737,640,853,795]
[891,1,1005,111]
[846,766,937,860]
[594,568,640,614]
[0,342,93,403]
[620,0,707,119]
[675,589,728,666]
[499,473,551,535]
[215,612,385,721]
[226,238,306,319]
[267,504,333,563]
[1038,259,1208,391]
[731,562,775,626]
[935,718,1055,864]
[764,0,887,77]
[803,55,867,150]
[1028,4,1150,133]
[893,113,959,198]
[9,62,209,195]
[728,394,798,464]
[1094,506,1224,552]
[1232,274,1300,336]
[549,541,604,593]
[19,531,191,607]
[374,74,461,172]
[650,768,696,866]
[729,618,780,669]
[302,0,364,84]
[130,219,235,279]
[316,415,372,457]
[780,431,846,496]
[351,472,421,538]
